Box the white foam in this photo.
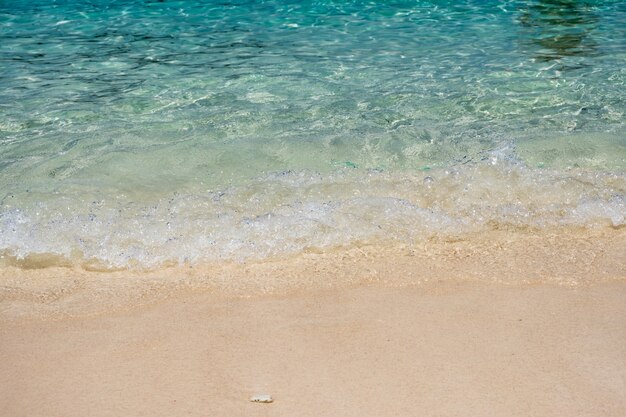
[1,159,624,269]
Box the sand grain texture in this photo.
[2,282,626,417]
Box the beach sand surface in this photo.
[1,228,626,416]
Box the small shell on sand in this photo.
[250,394,273,403]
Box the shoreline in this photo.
[1,226,625,319]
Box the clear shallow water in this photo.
[1,0,625,268]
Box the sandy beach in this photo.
[2,282,626,417]
[1,227,626,417]
[3,1,626,416]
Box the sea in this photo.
[1,0,625,270]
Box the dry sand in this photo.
[1,227,626,416]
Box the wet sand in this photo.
[1,227,626,416]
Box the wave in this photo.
[2,147,624,269]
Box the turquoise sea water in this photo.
[1,0,625,268]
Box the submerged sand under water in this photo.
[2,2,625,413]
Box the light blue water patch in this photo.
[1,0,625,267]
